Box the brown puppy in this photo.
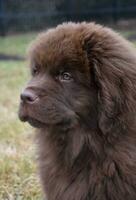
[19,22,136,200]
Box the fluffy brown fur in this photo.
[19,22,136,200]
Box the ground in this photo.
[0,30,136,200]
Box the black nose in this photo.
[20,89,38,104]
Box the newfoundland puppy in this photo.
[19,22,136,200]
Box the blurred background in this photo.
[0,0,136,199]
[1,0,136,35]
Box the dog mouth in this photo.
[18,102,48,128]
[19,114,47,128]
[18,102,78,129]
[27,117,47,128]
[21,117,47,128]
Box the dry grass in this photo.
[0,60,42,199]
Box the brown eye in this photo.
[32,66,39,76]
[60,72,73,81]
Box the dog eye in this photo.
[32,66,39,76]
[60,72,73,81]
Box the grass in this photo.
[0,33,37,56]
[0,29,136,200]
[0,33,42,199]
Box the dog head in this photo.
[19,22,136,137]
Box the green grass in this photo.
[0,33,37,56]
[0,30,136,200]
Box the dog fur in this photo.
[19,22,136,200]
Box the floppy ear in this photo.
[83,32,136,142]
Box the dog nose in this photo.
[20,89,38,104]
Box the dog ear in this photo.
[83,32,135,141]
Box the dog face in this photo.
[18,24,98,129]
[19,22,136,138]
